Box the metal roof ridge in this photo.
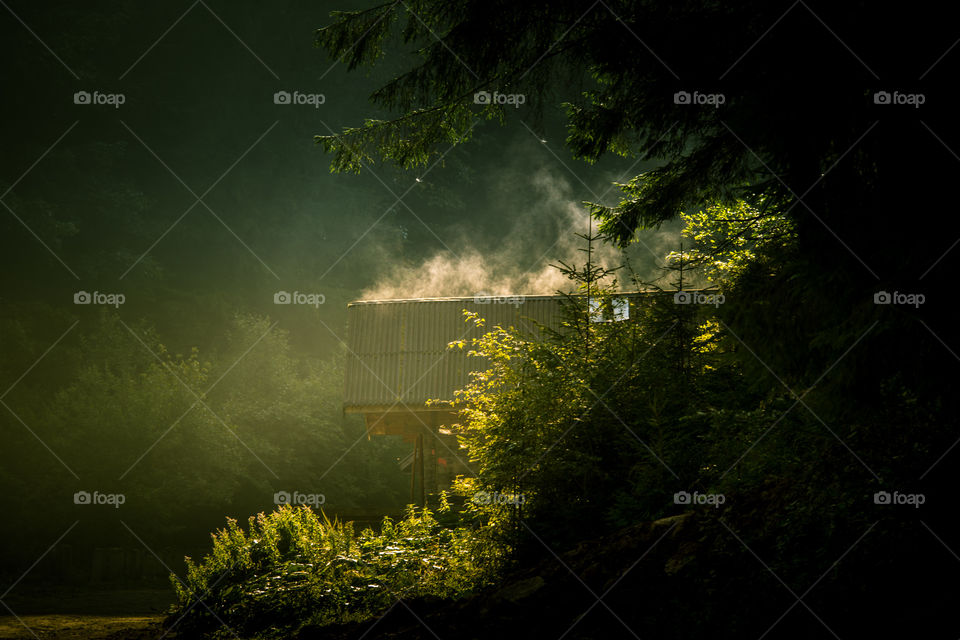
[347,288,720,305]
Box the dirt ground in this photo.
[0,614,164,640]
[0,589,173,639]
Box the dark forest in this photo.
[1,1,959,638]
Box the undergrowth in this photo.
[167,504,501,638]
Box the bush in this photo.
[168,504,495,638]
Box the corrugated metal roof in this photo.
[343,293,643,410]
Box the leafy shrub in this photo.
[168,504,496,638]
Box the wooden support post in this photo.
[410,439,417,504]
[410,435,426,507]
[417,433,426,507]
[430,444,437,495]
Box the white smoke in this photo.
[360,147,682,300]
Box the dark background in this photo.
[0,0,671,588]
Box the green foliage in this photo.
[449,254,744,547]
[314,1,568,173]
[169,505,496,638]
[313,1,927,254]
[665,199,796,286]
[161,196,954,636]
[35,314,244,526]
[0,310,409,571]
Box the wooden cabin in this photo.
[343,289,720,494]
[343,290,721,501]
[342,293,645,500]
